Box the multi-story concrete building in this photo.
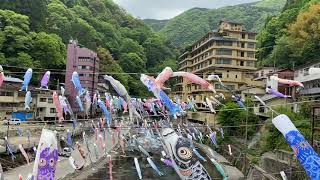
[175,21,263,122]
[0,77,56,121]
[0,77,25,119]
[33,89,57,121]
[295,62,320,98]
[65,40,99,111]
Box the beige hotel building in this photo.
[174,20,264,122]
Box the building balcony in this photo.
[178,65,191,71]
[239,38,257,43]
[188,53,256,67]
[178,58,191,65]
[192,63,256,73]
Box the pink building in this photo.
[65,40,99,111]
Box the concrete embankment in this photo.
[196,143,245,180]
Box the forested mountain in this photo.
[0,0,178,96]
[258,0,320,68]
[144,0,286,48]
[143,19,169,32]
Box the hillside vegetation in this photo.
[258,0,320,68]
[0,0,178,96]
[144,0,286,48]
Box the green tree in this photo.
[0,0,48,30]
[217,101,260,138]
[7,52,37,68]
[119,53,146,73]
[143,35,174,68]
[119,38,145,59]
[29,32,66,69]
[98,47,129,89]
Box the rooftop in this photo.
[299,88,320,95]
[220,20,243,25]
[294,61,320,71]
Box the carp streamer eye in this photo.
[177,147,192,160]
[49,158,55,166]
[39,158,47,167]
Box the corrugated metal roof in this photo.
[4,76,23,83]
[299,88,320,95]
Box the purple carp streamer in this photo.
[32,129,58,180]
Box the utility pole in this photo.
[90,55,96,118]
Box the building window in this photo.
[241,43,245,48]
[215,73,222,78]
[0,91,14,96]
[18,91,25,97]
[216,59,232,65]
[217,41,233,46]
[240,52,245,57]
[235,75,238,78]
[240,61,244,66]
[242,34,246,39]
[216,49,232,56]
[50,108,56,113]
[247,52,255,58]
[248,43,255,49]
[78,57,92,62]
[303,68,309,76]
[226,85,235,90]
[40,98,46,102]
[48,98,53,103]
[246,61,255,67]
[215,84,223,89]
[248,34,255,40]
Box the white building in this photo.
[34,90,57,121]
[294,62,320,97]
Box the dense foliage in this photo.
[143,19,169,32]
[0,0,178,95]
[144,0,286,48]
[0,9,66,69]
[217,101,260,139]
[258,0,320,68]
[259,107,313,153]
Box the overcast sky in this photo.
[113,0,259,19]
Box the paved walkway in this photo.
[4,128,128,179]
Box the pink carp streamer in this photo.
[155,67,173,88]
[19,144,30,165]
[52,91,64,123]
[0,71,4,87]
[108,155,113,180]
[173,72,216,93]
[270,76,304,87]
